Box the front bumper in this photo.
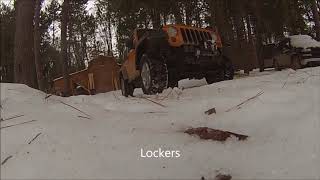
[301,57,320,65]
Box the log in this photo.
[185,127,248,141]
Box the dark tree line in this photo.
[1,0,320,94]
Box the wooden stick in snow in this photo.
[0,114,24,122]
[141,97,167,108]
[28,132,42,144]
[0,120,37,129]
[1,155,12,165]
[78,115,91,119]
[59,101,91,117]
[225,91,264,112]
[45,94,53,99]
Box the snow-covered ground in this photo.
[1,67,320,179]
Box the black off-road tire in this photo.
[140,54,168,95]
[206,70,224,84]
[168,80,179,88]
[168,71,179,88]
[120,74,134,97]
[206,56,234,84]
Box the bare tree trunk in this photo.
[34,0,45,91]
[172,2,183,24]
[151,9,161,29]
[185,3,192,25]
[246,15,253,42]
[312,0,320,40]
[60,0,70,96]
[252,0,264,72]
[108,19,113,55]
[52,14,56,46]
[14,0,37,88]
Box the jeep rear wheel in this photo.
[120,74,134,97]
[140,54,168,95]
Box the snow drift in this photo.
[1,67,320,179]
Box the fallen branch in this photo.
[0,120,37,130]
[59,101,91,117]
[225,91,264,112]
[0,114,24,122]
[28,132,42,144]
[45,94,53,99]
[140,97,166,108]
[1,155,13,165]
[144,111,167,114]
[205,108,216,115]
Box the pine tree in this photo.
[34,0,45,91]
[60,0,71,96]
[14,0,37,88]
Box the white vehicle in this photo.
[262,35,320,70]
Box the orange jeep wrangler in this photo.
[119,24,234,97]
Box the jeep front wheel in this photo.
[140,54,168,95]
[120,74,134,97]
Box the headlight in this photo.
[168,27,178,37]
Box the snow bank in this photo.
[290,35,320,48]
[1,67,320,179]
